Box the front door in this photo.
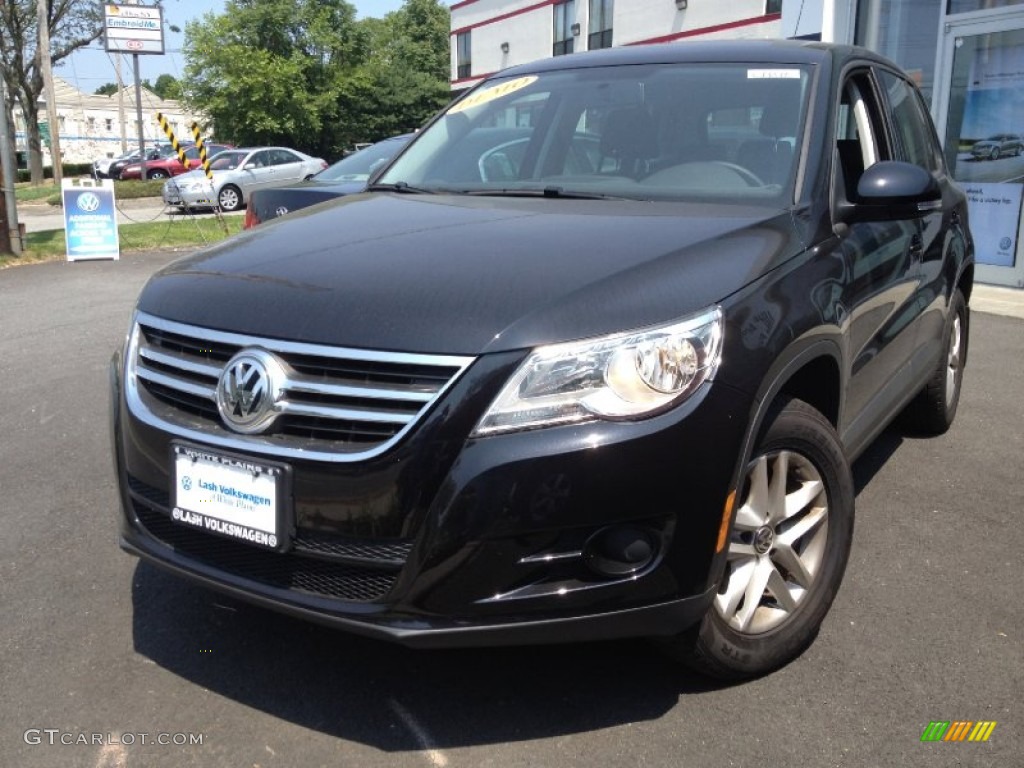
[934,14,1024,288]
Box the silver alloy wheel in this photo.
[945,313,963,408]
[715,450,829,634]
[219,186,240,210]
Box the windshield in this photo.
[380,63,812,203]
[318,137,412,181]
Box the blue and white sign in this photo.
[62,179,120,261]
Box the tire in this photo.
[218,185,242,212]
[147,170,168,179]
[990,147,1000,161]
[903,289,967,434]
[665,397,854,680]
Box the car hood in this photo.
[137,193,802,355]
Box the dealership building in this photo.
[449,0,1024,289]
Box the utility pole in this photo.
[0,72,23,254]
[37,0,63,185]
[117,55,127,153]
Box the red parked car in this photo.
[119,143,233,180]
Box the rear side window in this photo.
[877,70,942,172]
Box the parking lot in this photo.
[0,251,1020,768]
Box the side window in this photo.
[835,71,888,200]
[249,150,272,168]
[877,70,941,172]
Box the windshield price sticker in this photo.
[172,444,285,550]
[448,76,538,114]
[747,69,801,79]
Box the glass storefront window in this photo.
[856,0,942,101]
[943,27,1024,267]
[948,0,1024,14]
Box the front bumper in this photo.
[112,345,751,647]
[163,184,216,209]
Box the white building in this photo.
[12,76,206,166]
[450,1,791,91]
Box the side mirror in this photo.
[838,161,941,223]
[857,161,940,203]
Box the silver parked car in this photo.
[162,147,328,211]
[970,133,1023,160]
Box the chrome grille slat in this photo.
[276,400,415,424]
[284,376,437,403]
[126,311,475,463]
[136,367,217,401]
[139,346,223,379]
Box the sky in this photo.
[57,1,408,94]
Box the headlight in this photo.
[472,306,724,436]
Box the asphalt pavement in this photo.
[0,251,1021,768]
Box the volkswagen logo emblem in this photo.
[76,192,101,212]
[216,349,285,433]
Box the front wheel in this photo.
[147,169,168,180]
[218,185,242,212]
[664,398,854,680]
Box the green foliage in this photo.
[95,83,119,96]
[2,217,244,267]
[180,0,451,160]
[16,163,93,184]
[153,74,183,101]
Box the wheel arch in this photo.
[706,339,844,590]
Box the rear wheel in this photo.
[990,146,1000,160]
[903,289,967,434]
[665,398,854,680]
[147,169,168,179]
[218,185,242,212]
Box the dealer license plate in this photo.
[171,443,288,550]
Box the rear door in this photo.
[267,149,308,185]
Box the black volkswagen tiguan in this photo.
[111,41,973,679]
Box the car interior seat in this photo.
[737,95,798,186]
[599,106,659,178]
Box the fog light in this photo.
[583,526,657,577]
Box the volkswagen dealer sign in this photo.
[62,179,120,261]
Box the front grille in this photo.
[132,502,400,603]
[126,311,474,462]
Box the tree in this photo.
[152,73,181,101]
[94,82,118,96]
[348,0,451,144]
[182,0,366,155]
[0,0,105,183]
[179,0,451,159]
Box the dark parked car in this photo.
[119,143,234,180]
[970,133,1023,160]
[99,145,174,179]
[244,134,414,228]
[111,41,973,679]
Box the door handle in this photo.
[909,234,923,258]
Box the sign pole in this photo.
[38,0,63,185]
[133,54,147,180]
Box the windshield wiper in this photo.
[461,186,628,200]
[367,181,436,194]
